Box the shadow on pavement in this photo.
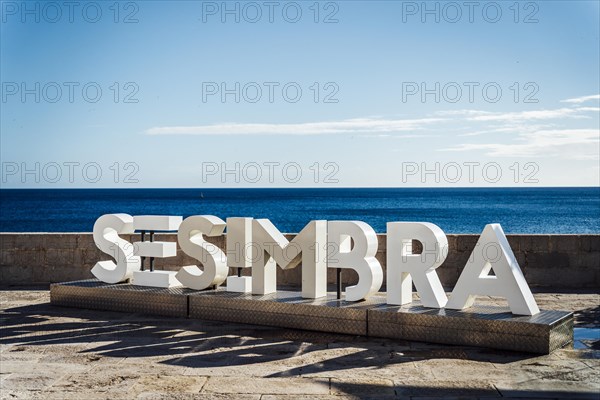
[1,301,598,399]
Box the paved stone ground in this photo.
[1,287,598,400]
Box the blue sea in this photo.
[0,188,598,233]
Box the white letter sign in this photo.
[131,215,182,288]
[89,214,540,316]
[446,224,540,316]
[327,221,383,301]
[176,215,229,290]
[91,213,140,284]
[226,217,253,293]
[387,222,448,308]
[251,219,327,298]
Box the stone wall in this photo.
[1,233,598,288]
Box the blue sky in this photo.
[1,0,599,188]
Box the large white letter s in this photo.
[91,213,140,284]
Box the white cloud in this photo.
[145,117,444,136]
[145,99,599,164]
[560,94,600,104]
[466,107,596,122]
[441,128,600,158]
[434,109,494,117]
[457,124,554,137]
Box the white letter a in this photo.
[446,224,539,316]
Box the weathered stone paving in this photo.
[1,288,598,399]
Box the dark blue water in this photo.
[0,188,598,233]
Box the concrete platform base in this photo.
[50,279,192,317]
[189,290,382,336]
[49,279,574,354]
[369,303,573,354]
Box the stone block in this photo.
[330,377,395,396]
[436,264,460,288]
[549,235,579,253]
[446,235,458,252]
[520,235,550,253]
[13,250,45,268]
[202,377,330,395]
[445,251,470,271]
[394,380,501,398]
[131,375,207,395]
[574,253,600,270]
[277,264,301,287]
[46,248,74,267]
[13,234,45,250]
[507,235,521,252]
[1,372,63,391]
[1,265,34,283]
[152,233,178,243]
[58,265,94,282]
[457,235,479,253]
[81,248,103,265]
[514,251,527,271]
[377,233,387,251]
[525,267,580,288]
[326,267,359,286]
[33,265,70,283]
[77,234,96,249]
[375,252,386,269]
[532,252,571,269]
[496,379,599,399]
[0,249,16,266]
[45,234,78,249]
[579,235,600,252]
[0,234,16,250]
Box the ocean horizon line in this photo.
[1,186,599,191]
